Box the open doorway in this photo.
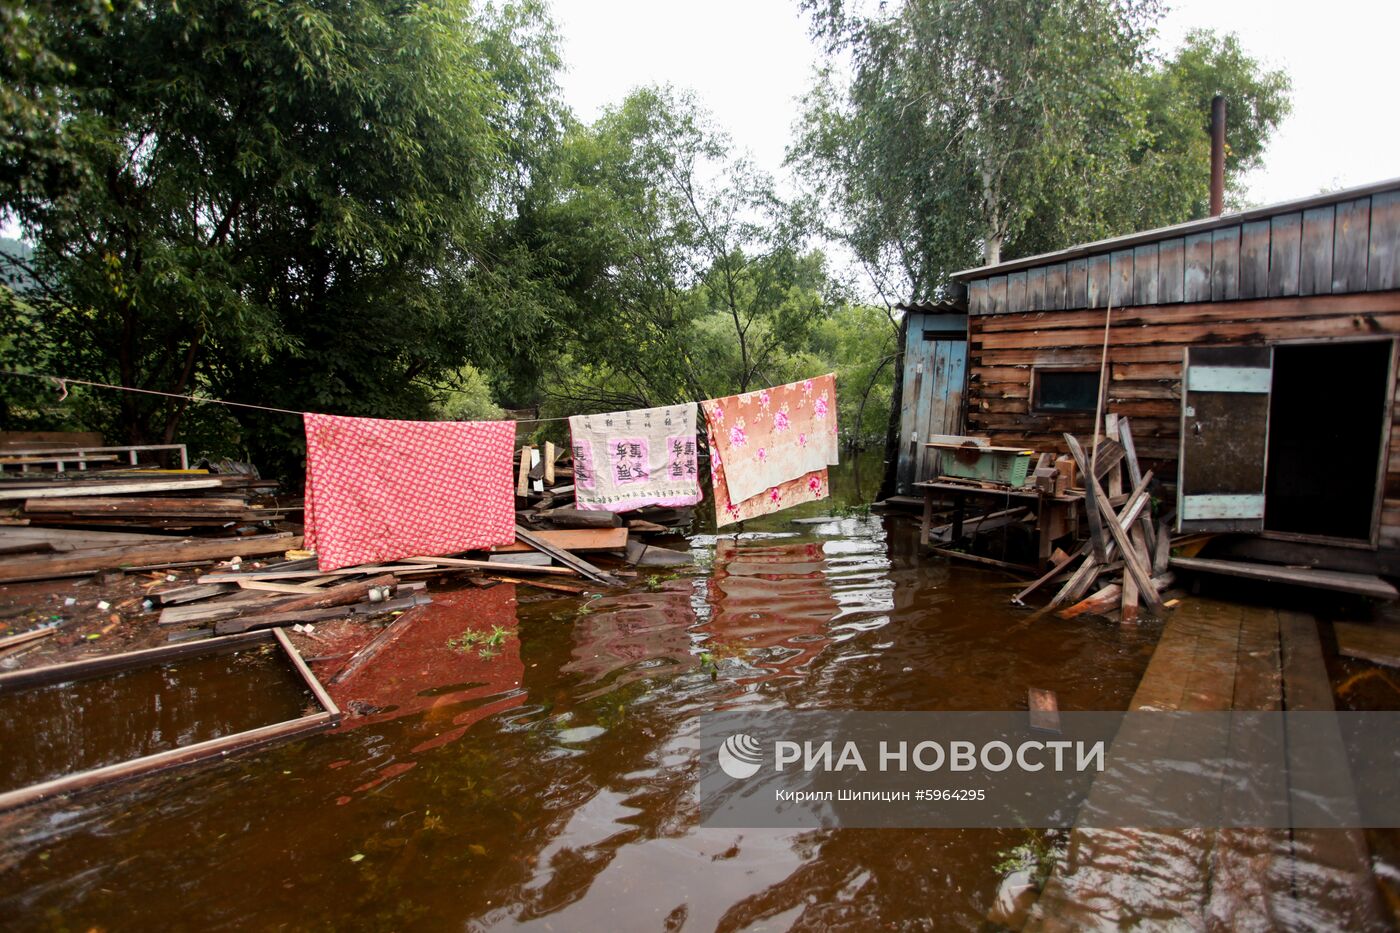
[1265,340,1393,541]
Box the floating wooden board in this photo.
[1333,622,1400,669]
[0,628,339,812]
[1027,687,1061,733]
[492,527,628,553]
[1169,557,1398,600]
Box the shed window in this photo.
[1033,368,1100,413]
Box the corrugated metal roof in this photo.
[952,175,1400,282]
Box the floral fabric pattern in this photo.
[702,373,839,527]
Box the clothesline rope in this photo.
[0,351,897,427]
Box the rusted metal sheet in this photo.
[1211,226,1240,301]
[1299,206,1335,296]
[1184,232,1213,302]
[1268,212,1302,297]
[1067,258,1089,308]
[1369,191,1400,291]
[1133,243,1159,305]
[1110,249,1133,307]
[1026,266,1046,311]
[1334,197,1371,292]
[1238,220,1270,299]
[1178,345,1273,533]
[1045,263,1067,311]
[1087,254,1110,308]
[1158,238,1184,304]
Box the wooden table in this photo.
[914,479,1082,564]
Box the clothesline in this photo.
[0,352,896,428]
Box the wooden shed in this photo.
[937,177,1400,560]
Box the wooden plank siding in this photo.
[964,189,1400,317]
[964,292,1400,544]
[949,185,1400,545]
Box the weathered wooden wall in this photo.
[966,190,1400,316]
[964,292,1400,546]
[896,311,968,493]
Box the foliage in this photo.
[447,624,513,660]
[0,0,566,479]
[792,0,1292,299]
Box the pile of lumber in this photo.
[1013,416,1177,622]
[1,469,288,534]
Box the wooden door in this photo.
[896,312,968,494]
[1177,346,1273,532]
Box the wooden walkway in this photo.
[1023,600,1388,931]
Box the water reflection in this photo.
[2,453,1383,930]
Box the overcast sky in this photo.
[553,0,1400,207]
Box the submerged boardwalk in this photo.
[1024,600,1387,931]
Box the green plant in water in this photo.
[643,572,679,592]
[993,831,1062,888]
[447,624,512,659]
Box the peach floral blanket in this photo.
[701,374,839,527]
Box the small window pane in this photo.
[1035,370,1100,412]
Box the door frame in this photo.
[1257,334,1398,550]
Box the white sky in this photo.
[553,0,1400,207]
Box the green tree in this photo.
[792,0,1291,299]
[530,86,836,414]
[0,0,566,477]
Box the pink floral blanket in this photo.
[702,374,839,527]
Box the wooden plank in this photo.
[1333,621,1400,668]
[988,276,1008,313]
[1027,687,1060,733]
[1238,220,1270,299]
[1299,205,1336,296]
[1268,212,1302,297]
[1211,226,1240,301]
[1333,197,1371,292]
[1184,232,1213,302]
[492,527,628,553]
[484,574,592,595]
[271,626,341,720]
[968,279,990,315]
[23,496,253,514]
[1066,434,1164,612]
[1045,263,1067,311]
[516,446,532,497]
[1157,238,1185,304]
[1087,254,1110,308]
[328,608,418,685]
[1170,557,1398,599]
[1133,243,1159,306]
[1278,611,1388,930]
[236,579,328,596]
[1007,271,1028,313]
[1026,266,1046,311]
[1067,258,1089,309]
[1109,249,1133,308]
[543,442,557,485]
[514,525,622,586]
[0,534,299,584]
[0,478,224,501]
[214,574,399,635]
[400,555,578,576]
[1368,190,1400,291]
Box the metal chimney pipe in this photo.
[1209,94,1226,216]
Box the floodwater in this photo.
[0,452,1386,930]
[0,644,313,794]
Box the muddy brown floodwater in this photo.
[0,452,1380,930]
